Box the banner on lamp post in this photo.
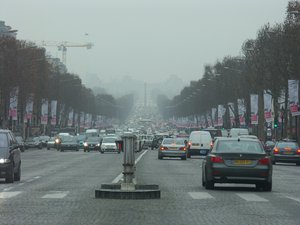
[211,108,217,127]
[50,100,57,125]
[9,87,18,121]
[68,109,74,127]
[25,94,34,121]
[288,80,300,116]
[80,112,85,128]
[41,99,48,125]
[238,99,246,126]
[264,91,273,123]
[228,102,235,126]
[250,94,258,125]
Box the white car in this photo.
[100,137,119,154]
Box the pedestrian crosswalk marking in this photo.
[236,193,268,202]
[0,191,22,199]
[41,191,69,199]
[189,192,214,200]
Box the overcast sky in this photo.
[0,0,288,84]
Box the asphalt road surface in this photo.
[1,148,300,225]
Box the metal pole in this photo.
[122,134,136,190]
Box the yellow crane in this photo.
[41,41,93,65]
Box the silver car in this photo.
[158,138,187,160]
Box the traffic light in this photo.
[274,118,278,128]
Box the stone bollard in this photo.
[121,133,136,190]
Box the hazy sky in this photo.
[1,0,288,84]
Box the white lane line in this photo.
[18,183,25,186]
[3,187,14,191]
[189,192,214,200]
[285,196,300,203]
[34,176,41,179]
[0,191,22,199]
[41,191,69,199]
[236,193,268,202]
[112,150,148,184]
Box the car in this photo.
[77,133,87,149]
[0,129,21,183]
[264,140,275,155]
[24,136,43,149]
[46,137,56,150]
[15,136,26,152]
[202,137,272,191]
[83,136,102,152]
[271,140,300,165]
[187,131,212,157]
[229,128,249,137]
[100,136,119,154]
[38,135,50,147]
[140,134,154,149]
[158,137,187,160]
[57,135,79,152]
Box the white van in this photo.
[187,131,212,157]
[229,128,249,137]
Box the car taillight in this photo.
[179,147,186,151]
[296,149,300,155]
[160,146,168,150]
[273,148,279,154]
[210,156,224,163]
[259,157,270,165]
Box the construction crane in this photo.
[41,41,93,65]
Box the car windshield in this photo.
[61,136,75,142]
[162,138,185,145]
[216,140,264,153]
[0,133,8,148]
[102,137,116,143]
[86,137,100,142]
[277,142,299,148]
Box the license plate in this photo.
[283,151,293,154]
[233,160,252,165]
[192,143,199,146]
[169,147,177,150]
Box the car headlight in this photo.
[83,142,88,147]
[97,143,100,147]
[55,139,60,144]
[0,158,10,164]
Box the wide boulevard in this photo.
[1,148,300,225]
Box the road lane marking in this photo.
[0,191,22,199]
[236,193,268,202]
[18,183,25,186]
[112,150,148,183]
[285,196,300,203]
[41,191,69,199]
[189,192,214,200]
[3,187,14,191]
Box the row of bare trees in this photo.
[157,1,300,140]
[0,37,133,131]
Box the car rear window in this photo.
[162,138,185,145]
[277,142,298,148]
[216,140,264,153]
[0,133,8,147]
[103,137,116,143]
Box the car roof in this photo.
[215,137,260,142]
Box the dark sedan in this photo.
[271,141,300,165]
[83,136,102,152]
[58,136,79,152]
[202,137,272,191]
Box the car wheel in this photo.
[205,171,214,190]
[181,156,187,160]
[202,171,205,187]
[263,181,272,192]
[158,154,163,160]
[14,163,21,181]
[100,151,104,154]
[118,151,121,154]
[272,161,276,165]
[47,147,50,150]
[296,162,300,166]
[5,164,14,183]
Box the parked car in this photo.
[57,135,79,152]
[271,140,300,165]
[158,137,187,160]
[0,129,21,183]
[24,137,42,149]
[83,136,102,152]
[15,136,25,152]
[187,131,212,157]
[100,136,119,154]
[202,137,272,191]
